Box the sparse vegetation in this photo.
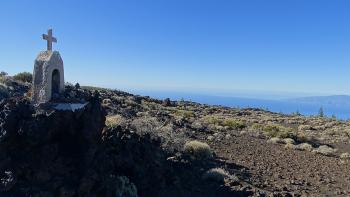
[105,115,125,128]
[102,98,112,106]
[312,145,337,156]
[295,143,313,152]
[223,119,246,130]
[263,124,293,138]
[13,72,32,83]
[340,152,350,160]
[184,140,212,160]
[283,138,295,145]
[267,137,282,144]
[202,168,230,182]
[175,109,195,119]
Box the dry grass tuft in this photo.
[105,115,125,128]
[312,145,337,156]
[340,152,350,160]
[202,168,230,182]
[283,138,295,145]
[284,143,296,149]
[296,143,313,152]
[267,137,282,144]
[184,140,212,160]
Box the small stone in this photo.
[207,136,214,141]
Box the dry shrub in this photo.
[340,152,350,159]
[175,110,195,119]
[263,124,293,138]
[184,140,212,160]
[295,131,310,143]
[203,115,222,125]
[102,99,112,106]
[13,72,32,83]
[251,123,263,131]
[202,168,230,183]
[296,143,313,152]
[283,138,295,145]
[267,137,282,144]
[284,143,296,149]
[105,115,125,128]
[312,145,337,156]
[131,116,160,134]
[223,119,246,130]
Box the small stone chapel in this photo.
[32,29,65,103]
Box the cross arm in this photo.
[42,34,57,43]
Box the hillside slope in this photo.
[1,76,350,196]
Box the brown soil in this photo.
[199,133,350,196]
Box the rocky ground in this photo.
[1,74,350,196]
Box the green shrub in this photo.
[251,123,263,130]
[13,72,32,83]
[184,140,212,160]
[204,115,222,125]
[223,119,246,130]
[263,124,293,138]
[175,110,195,119]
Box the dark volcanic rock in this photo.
[0,95,106,196]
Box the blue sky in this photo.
[1,0,350,98]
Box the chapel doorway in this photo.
[51,69,60,99]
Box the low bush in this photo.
[283,138,295,145]
[267,137,282,144]
[13,72,32,83]
[251,123,263,131]
[340,152,350,160]
[296,143,313,152]
[184,140,212,160]
[223,119,246,130]
[105,115,125,128]
[203,115,221,125]
[202,168,230,183]
[263,124,293,138]
[284,143,296,149]
[175,110,195,119]
[312,145,337,156]
[102,98,112,106]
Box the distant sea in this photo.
[129,90,350,120]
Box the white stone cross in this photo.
[42,29,57,51]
